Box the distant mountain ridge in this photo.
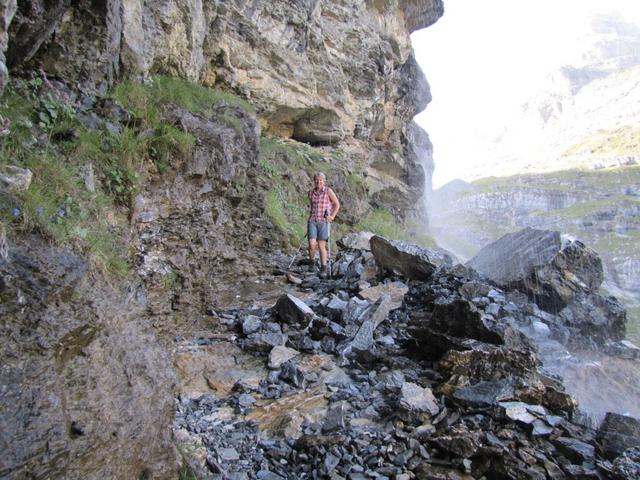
[470,12,640,180]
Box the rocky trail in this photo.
[169,231,640,479]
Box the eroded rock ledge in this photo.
[3,0,443,211]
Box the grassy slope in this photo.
[1,74,435,278]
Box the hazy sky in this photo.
[412,0,640,188]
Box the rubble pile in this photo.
[173,230,640,479]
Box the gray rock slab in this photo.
[399,382,439,415]
[453,380,514,408]
[242,315,263,335]
[349,294,392,352]
[217,447,240,461]
[322,403,346,433]
[245,332,288,352]
[268,345,300,370]
[370,235,452,280]
[532,419,555,437]
[358,281,408,310]
[274,293,314,325]
[553,437,595,463]
[499,402,547,425]
[337,231,374,251]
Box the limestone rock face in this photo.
[4,0,443,212]
[0,235,177,479]
[133,102,268,315]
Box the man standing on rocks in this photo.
[308,172,340,278]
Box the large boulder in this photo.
[558,292,626,346]
[597,413,640,461]
[467,228,603,313]
[370,235,453,280]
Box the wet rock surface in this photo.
[467,228,603,312]
[172,233,640,479]
[0,235,177,479]
[468,228,624,348]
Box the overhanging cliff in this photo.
[4,0,442,214]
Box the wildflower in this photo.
[58,208,66,218]
[36,207,44,214]
[12,207,20,217]
[39,66,53,89]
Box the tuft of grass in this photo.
[178,463,197,480]
[356,208,401,239]
[353,208,436,248]
[265,189,306,245]
[150,122,195,173]
[112,76,255,121]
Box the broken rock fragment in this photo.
[274,293,314,325]
[399,382,439,416]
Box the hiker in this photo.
[308,172,340,278]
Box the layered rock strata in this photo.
[3,0,443,211]
[0,2,445,478]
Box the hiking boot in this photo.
[319,265,328,279]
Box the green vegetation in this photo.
[471,164,640,195]
[537,196,639,220]
[176,443,200,480]
[351,208,436,248]
[259,136,327,174]
[563,126,640,158]
[1,78,130,276]
[0,74,252,276]
[595,231,640,256]
[178,460,197,480]
[626,306,640,345]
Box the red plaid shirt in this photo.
[309,187,332,222]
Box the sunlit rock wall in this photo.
[4,0,443,215]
